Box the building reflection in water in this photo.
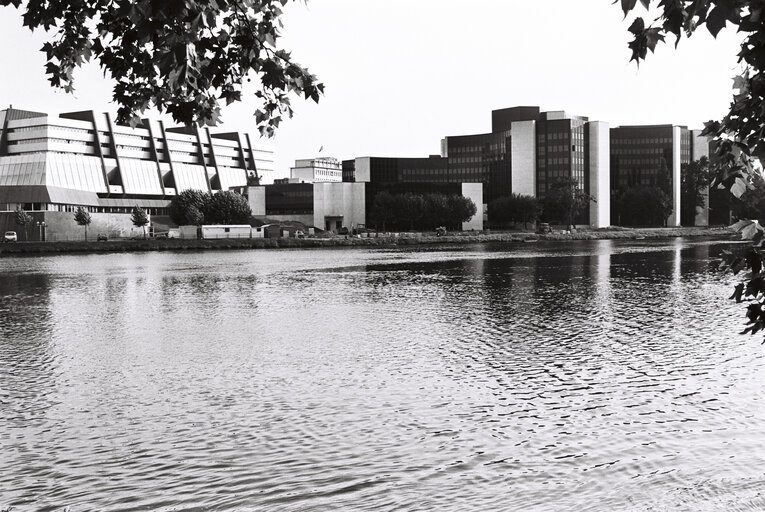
[0,268,61,505]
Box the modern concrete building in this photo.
[0,107,273,240]
[290,157,342,183]
[610,125,710,226]
[439,106,611,227]
[248,181,366,233]
[342,156,484,231]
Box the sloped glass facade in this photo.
[0,108,274,216]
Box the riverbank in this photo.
[0,226,738,255]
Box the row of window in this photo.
[616,177,663,187]
[403,176,486,184]
[9,125,91,135]
[540,157,571,165]
[542,170,573,179]
[6,126,270,157]
[614,158,669,166]
[266,208,313,215]
[449,156,484,164]
[0,202,168,216]
[0,150,258,178]
[612,137,673,145]
[613,148,671,155]
[538,144,576,155]
[8,137,93,147]
[539,132,570,141]
[449,144,502,154]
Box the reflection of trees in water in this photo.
[0,272,54,336]
[160,273,261,317]
[0,271,59,430]
[383,241,731,410]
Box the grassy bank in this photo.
[0,226,738,255]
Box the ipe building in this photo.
[0,107,273,240]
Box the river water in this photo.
[1,238,764,511]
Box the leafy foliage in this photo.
[73,206,91,226]
[681,157,712,225]
[628,0,765,341]
[614,186,673,227]
[169,189,208,226]
[203,190,252,224]
[186,206,205,227]
[371,191,396,232]
[488,193,539,229]
[73,206,91,241]
[620,1,763,194]
[13,207,32,241]
[717,220,765,341]
[542,178,594,227]
[729,171,765,224]
[443,194,478,228]
[369,192,476,231]
[1,0,324,133]
[131,205,149,237]
[169,189,251,225]
[394,193,425,230]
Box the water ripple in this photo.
[1,239,764,511]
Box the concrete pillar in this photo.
[588,121,610,228]
[668,126,682,227]
[691,129,711,226]
[510,120,536,197]
[461,183,484,230]
[247,186,266,216]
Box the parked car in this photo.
[536,222,552,234]
[435,226,447,237]
[3,231,17,243]
[97,233,108,241]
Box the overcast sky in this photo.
[0,1,744,181]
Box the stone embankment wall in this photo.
[0,227,737,255]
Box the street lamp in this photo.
[36,221,47,242]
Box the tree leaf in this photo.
[706,5,728,37]
[622,0,638,16]
[730,282,745,302]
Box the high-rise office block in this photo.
[610,124,710,226]
[442,106,610,227]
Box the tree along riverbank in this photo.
[0,227,738,255]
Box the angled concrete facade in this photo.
[0,107,274,239]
